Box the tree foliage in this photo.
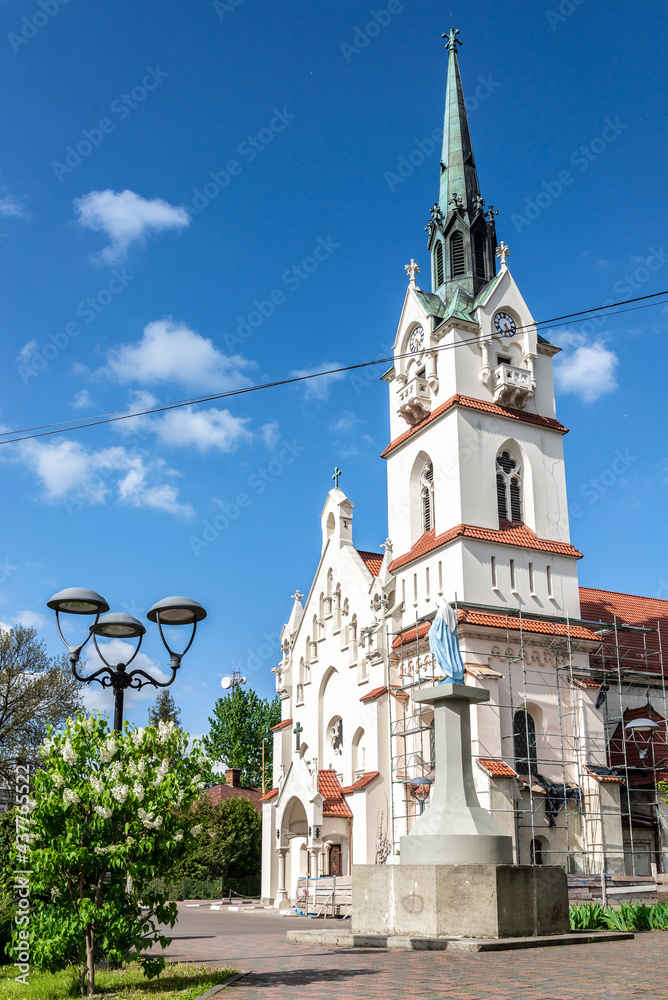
[147,689,181,729]
[203,688,280,787]
[13,715,208,996]
[0,625,83,786]
[166,796,261,881]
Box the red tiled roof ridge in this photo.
[388,522,583,572]
[341,771,381,795]
[476,757,518,778]
[380,394,568,458]
[271,718,293,732]
[318,769,353,818]
[392,611,600,646]
[260,787,279,801]
[357,549,383,576]
[580,585,668,607]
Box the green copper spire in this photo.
[426,27,497,304]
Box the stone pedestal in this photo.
[352,864,569,939]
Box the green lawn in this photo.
[0,962,238,999]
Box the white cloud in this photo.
[74,189,190,264]
[260,422,280,448]
[0,187,28,220]
[100,319,251,392]
[554,335,619,404]
[13,610,47,629]
[13,438,193,518]
[331,411,361,433]
[72,389,94,409]
[290,362,346,401]
[112,392,253,454]
[80,641,170,714]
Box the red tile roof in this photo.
[608,705,668,770]
[580,586,668,677]
[341,771,381,795]
[359,685,408,702]
[318,770,353,818]
[260,787,279,801]
[380,394,568,458]
[203,783,262,812]
[477,758,518,778]
[388,522,582,573]
[357,549,383,576]
[392,610,600,648]
[271,718,293,732]
[585,767,623,783]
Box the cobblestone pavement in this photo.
[159,905,668,999]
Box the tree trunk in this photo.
[85,927,95,996]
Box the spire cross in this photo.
[486,205,498,224]
[291,590,304,602]
[404,259,420,286]
[332,466,342,489]
[293,721,303,753]
[495,242,510,268]
[442,26,462,53]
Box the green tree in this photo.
[13,715,208,996]
[203,688,280,787]
[147,688,181,728]
[0,625,83,786]
[166,797,261,882]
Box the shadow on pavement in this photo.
[233,968,379,988]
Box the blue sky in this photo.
[0,0,666,737]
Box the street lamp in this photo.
[47,588,207,731]
[625,717,660,764]
[405,776,433,815]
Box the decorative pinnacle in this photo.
[291,590,304,602]
[442,26,462,54]
[486,205,499,224]
[405,259,420,286]
[495,242,510,268]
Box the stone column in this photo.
[400,682,513,865]
[274,848,288,907]
[309,847,321,878]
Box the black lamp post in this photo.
[47,588,207,731]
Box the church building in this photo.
[260,27,668,905]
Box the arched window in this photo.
[530,838,544,866]
[513,710,537,775]
[434,241,444,287]
[420,462,434,533]
[450,232,465,276]
[496,450,522,523]
[474,233,486,277]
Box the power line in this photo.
[2,288,667,447]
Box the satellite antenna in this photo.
[220,665,247,694]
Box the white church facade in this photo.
[260,27,668,904]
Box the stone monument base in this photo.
[352,864,569,939]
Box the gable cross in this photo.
[332,467,342,489]
[404,259,420,286]
[293,721,304,753]
[495,242,510,268]
[291,590,304,602]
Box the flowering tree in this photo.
[14,715,207,997]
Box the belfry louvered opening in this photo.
[420,462,434,533]
[450,232,465,276]
[474,232,486,277]
[434,241,444,288]
[496,450,522,523]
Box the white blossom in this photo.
[130,728,145,748]
[175,790,185,806]
[41,738,54,755]
[174,830,183,842]
[52,774,64,788]
[110,784,129,805]
[157,720,175,744]
[197,780,206,791]
[132,782,145,802]
[61,741,78,764]
[190,824,202,837]
[99,739,117,763]
[153,759,170,787]
[94,846,109,855]
[62,789,80,807]
[94,806,112,820]
[90,778,104,795]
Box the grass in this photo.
[569,900,668,932]
[0,961,238,999]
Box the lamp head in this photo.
[47,588,110,615]
[625,718,660,735]
[91,613,146,639]
[146,597,207,625]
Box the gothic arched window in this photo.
[513,710,537,775]
[420,462,434,533]
[450,232,465,276]
[496,450,522,523]
[434,241,444,288]
[474,233,486,277]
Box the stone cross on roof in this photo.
[495,241,510,268]
[291,590,304,603]
[332,466,342,488]
[293,721,303,754]
[442,26,462,54]
[405,259,420,286]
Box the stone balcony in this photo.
[397,375,431,425]
[493,363,535,409]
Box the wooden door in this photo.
[329,844,342,876]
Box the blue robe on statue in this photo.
[429,598,465,683]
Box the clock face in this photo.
[494,311,517,338]
[409,325,425,353]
